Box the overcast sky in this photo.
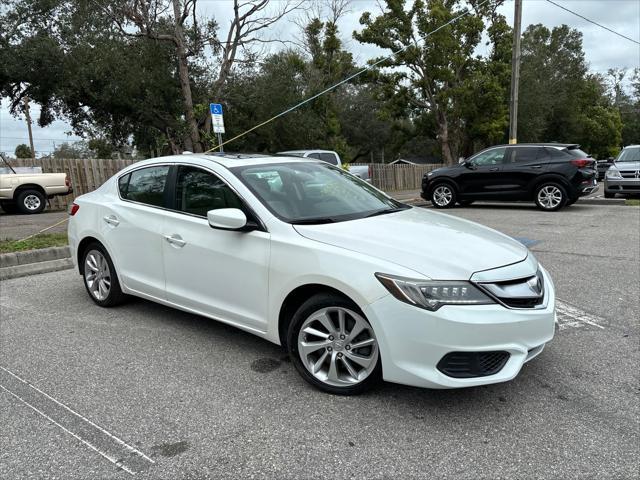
[1,0,638,156]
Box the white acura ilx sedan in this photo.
[68,153,555,395]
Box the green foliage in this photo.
[0,233,68,253]
[14,144,32,158]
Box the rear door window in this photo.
[121,166,170,207]
[318,153,340,165]
[505,147,544,164]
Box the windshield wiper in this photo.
[291,217,337,225]
[364,207,408,218]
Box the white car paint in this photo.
[68,153,555,389]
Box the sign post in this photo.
[209,103,225,152]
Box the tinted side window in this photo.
[175,166,243,217]
[505,147,543,164]
[471,148,506,166]
[123,166,169,207]
[307,153,322,160]
[318,153,339,165]
[118,173,131,197]
[545,147,570,160]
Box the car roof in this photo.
[127,152,316,170]
[279,149,337,155]
[489,143,581,149]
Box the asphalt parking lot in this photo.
[1,202,639,479]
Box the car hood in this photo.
[293,207,528,280]
[614,161,640,171]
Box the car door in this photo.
[457,147,507,197]
[161,164,271,332]
[501,146,548,196]
[101,164,169,299]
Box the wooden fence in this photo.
[353,163,441,192]
[6,158,441,210]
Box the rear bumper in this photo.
[363,268,555,389]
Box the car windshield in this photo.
[231,162,407,224]
[616,147,640,162]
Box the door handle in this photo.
[489,167,500,172]
[164,234,186,248]
[531,165,542,169]
[103,215,120,227]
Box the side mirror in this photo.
[458,157,466,164]
[207,208,251,231]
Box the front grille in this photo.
[437,351,510,378]
[620,171,638,178]
[476,271,545,309]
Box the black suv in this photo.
[421,143,598,211]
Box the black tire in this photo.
[534,182,568,211]
[430,182,457,209]
[16,189,46,214]
[0,202,18,214]
[604,191,615,199]
[81,242,126,307]
[458,200,474,207]
[287,293,382,395]
[566,196,578,206]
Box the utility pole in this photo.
[23,97,36,161]
[508,0,523,144]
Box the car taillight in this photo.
[69,203,80,216]
[368,165,372,178]
[570,159,593,168]
[65,175,71,187]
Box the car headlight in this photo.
[375,273,495,311]
[427,172,434,176]
[606,167,622,179]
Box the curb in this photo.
[0,246,73,280]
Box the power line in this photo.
[204,0,493,152]
[545,0,640,46]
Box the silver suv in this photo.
[604,145,640,198]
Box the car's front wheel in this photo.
[81,243,126,307]
[430,183,457,209]
[534,182,567,211]
[288,293,381,395]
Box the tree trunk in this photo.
[172,0,201,153]
[437,111,456,165]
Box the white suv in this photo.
[68,153,555,394]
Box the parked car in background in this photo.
[596,157,615,181]
[421,143,598,211]
[68,152,554,395]
[278,149,371,182]
[0,155,72,214]
[604,145,640,198]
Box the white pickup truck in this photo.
[0,158,72,214]
[279,149,371,182]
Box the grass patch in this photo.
[0,233,68,253]
[625,198,640,206]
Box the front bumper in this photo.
[605,177,640,194]
[363,268,555,389]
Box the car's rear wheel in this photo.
[81,243,126,307]
[430,183,456,209]
[287,293,381,395]
[16,189,46,214]
[534,183,567,211]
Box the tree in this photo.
[14,144,32,158]
[354,0,508,165]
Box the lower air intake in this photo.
[437,351,510,378]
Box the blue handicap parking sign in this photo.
[210,103,223,115]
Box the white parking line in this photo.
[556,299,606,331]
[0,366,154,476]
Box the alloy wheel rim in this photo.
[85,250,111,301]
[24,195,41,210]
[297,307,378,387]
[433,186,453,206]
[538,186,562,209]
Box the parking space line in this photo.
[0,366,154,476]
[556,299,606,331]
